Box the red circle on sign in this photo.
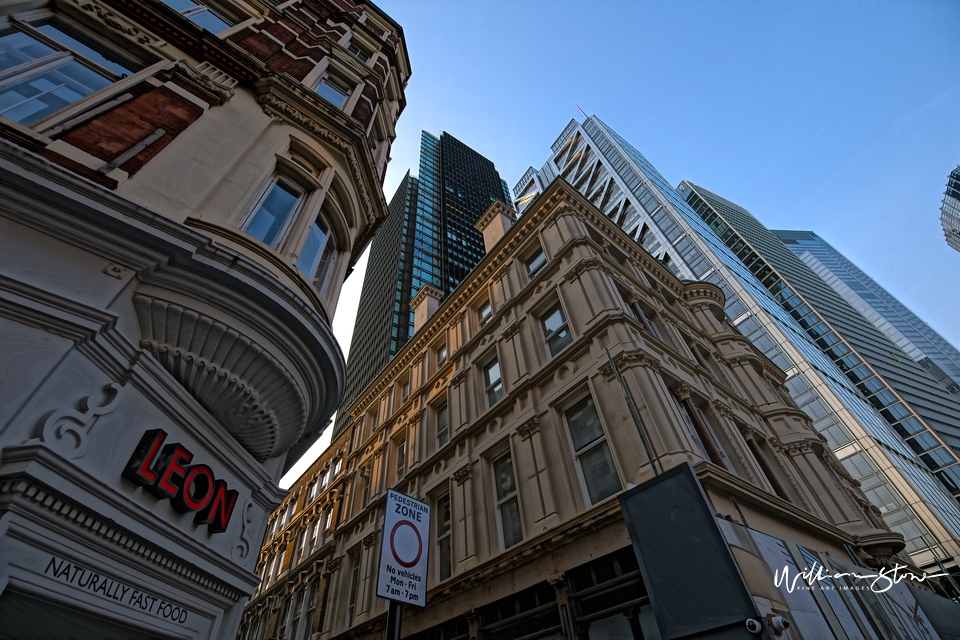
[390,519,422,568]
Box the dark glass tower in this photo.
[334,131,511,436]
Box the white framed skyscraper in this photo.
[516,115,960,585]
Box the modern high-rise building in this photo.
[771,229,960,398]
[679,186,960,476]
[334,131,512,438]
[516,115,960,584]
[941,165,960,252]
[0,0,409,637]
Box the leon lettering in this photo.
[123,429,238,533]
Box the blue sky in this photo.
[284,0,960,484]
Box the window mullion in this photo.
[0,50,71,85]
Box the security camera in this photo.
[745,618,763,634]
[768,614,791,635]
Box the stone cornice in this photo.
[410,283,443,310]
[692,461,873,548]
[473,199,516,232]
[345,179,698,418]
[99,0,264,83]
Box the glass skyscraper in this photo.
[772,229,960,398]
[678,186,960,500]
[516,115,960,580]
[941,165,960,252]
[335,131,512,437]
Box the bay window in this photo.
[243,178,302,247]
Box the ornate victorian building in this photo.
[0,0,408,638]
[279,179,950,640]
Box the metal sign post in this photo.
[378,490,430,640]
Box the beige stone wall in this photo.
[313,180,902,639]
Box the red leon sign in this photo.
[122,429,238,534]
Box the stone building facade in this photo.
[274,179,952,640]
[239,428,351,640]
[0,0,408,638]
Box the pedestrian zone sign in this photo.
[377,489,430,607]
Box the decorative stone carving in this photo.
[323,557,341,576]
[256,91,377,226]
[453,465,472,485]
[35,383,124,459]
[232,497,256,562]
[133,295,306,462]
[175,60,236,105]
[516,416,540,440]
[79,2,154,44]
[449,369,467,388]
[711,400,736,421]
[598,349,662,379]
[502,319,522,339]
[567,257,604,280]
[672,383,692,400]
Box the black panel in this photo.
[619,463,762,639]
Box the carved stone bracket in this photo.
[735,422,754,441]
[363,532,376,548]
[34,383,124,459]
[782,441,813,457]
[322,557,341,576]
[516,416,540,440]
[501,319,523,339]
[231,497,256,562]
[599,349,662,379]
[711,400,737,422]
[449,369,467,388]
[453,465,472,485]
[174,60,237,105]
[672,382,692,400]
[567,257,604,280]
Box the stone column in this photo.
[516,416,559,528]
[501,318,529,386]
[548,572,577,639]
[449,368,468,436]
[453,463,477,571]
[357,532,377,618]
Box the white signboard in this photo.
[377,489,430,607]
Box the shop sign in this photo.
[122,429,238,533]
[377,489,429,607]
[45,555,189,624]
